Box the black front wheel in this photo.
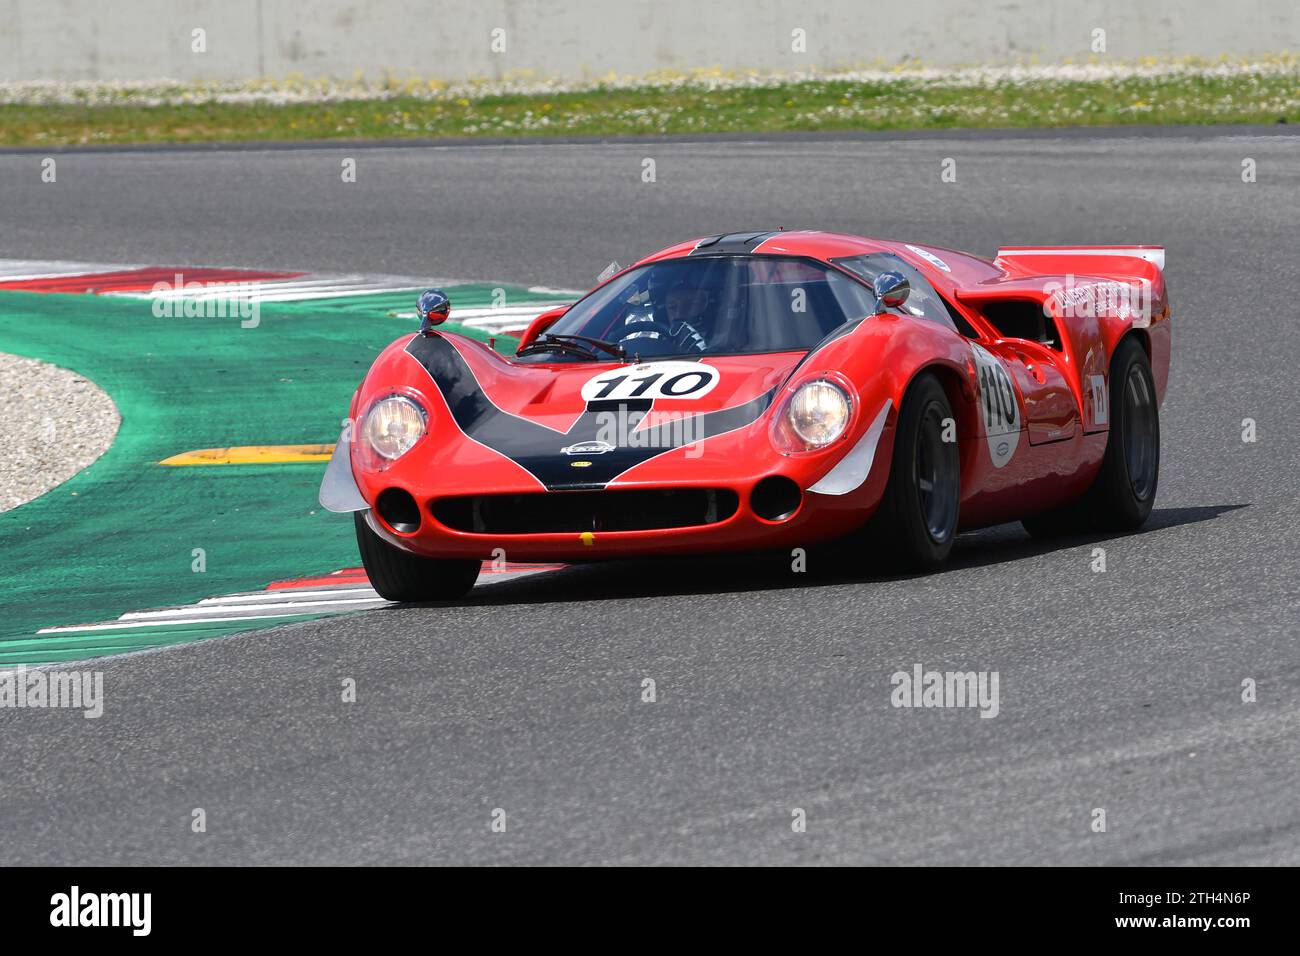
[354,512,481,602]
[865,373,961,570]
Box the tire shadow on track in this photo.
[389,503,1247,609]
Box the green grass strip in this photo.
[0,284,572,664]
[3,69,1297,147]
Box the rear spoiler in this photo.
[996,245,1165,274]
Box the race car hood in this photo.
[397,332,802,490]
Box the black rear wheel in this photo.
[865,373,961,570]
[354,512,480,602]
[1022,336,1159,537]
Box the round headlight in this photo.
[787,380,851,448]
[363,395,426,461]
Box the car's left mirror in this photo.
[417,288,451,333]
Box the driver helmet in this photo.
[621,270,713,354]
[663,280,712,327]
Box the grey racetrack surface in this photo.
[1,130,1298,865]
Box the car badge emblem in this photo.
[562,440,614,456]
[570,460,593,468]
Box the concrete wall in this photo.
[2,0,1297,83]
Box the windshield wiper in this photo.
[538,333,627,360]
[517,336,602,360]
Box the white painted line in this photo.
[206,278,401,294]
[35,567,560,636]
[246,286,420,302]
[0,268,115,281]
[36,607,388,635]
[110,280,415,301]
[390,305,561,331]
[458,320,540,332]
[445,305,570,315]
[197,586,379,604]
[118,597,389,620]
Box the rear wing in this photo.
[996,245,1165,276]
[990,246,1171,407]
[982,245,1169,335]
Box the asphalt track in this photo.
[1,129,1299,864]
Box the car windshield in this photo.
[518,256,879,361]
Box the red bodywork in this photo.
[342,232,1170,562]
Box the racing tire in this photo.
[354,512,480,602]
[1021,336,1159,538]
[866,373,961,571]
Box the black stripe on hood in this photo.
[404,335,775,490]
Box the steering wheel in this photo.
[615,320,707,355]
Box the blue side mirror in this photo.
[873,271,911,310]
[417,289,451,333]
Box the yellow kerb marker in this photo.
[159,444,335,466]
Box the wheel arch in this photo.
[1118,326,1151,362]
[902,359,980,444]
[1098,317,1150,364]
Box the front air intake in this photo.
[376,487,421,533]
[431,488,738,534]
[750,476,802,521]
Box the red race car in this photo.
[321,231,1170,601]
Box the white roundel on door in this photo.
[580,361,720,402]
[969,343,1021,468]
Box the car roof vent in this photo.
[690,231,777,255]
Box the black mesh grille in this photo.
[431,488,739,534]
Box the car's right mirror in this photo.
[873,270,911,310]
